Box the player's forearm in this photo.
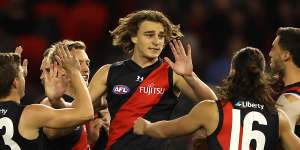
[144,120,179,139]
[69,71,94,119]
[183,72,217,101]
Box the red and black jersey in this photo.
[0,101,45,150]
[43,126,87,150]
[282,81,300,137]
[207,98,279,150]
[106,59,178,150]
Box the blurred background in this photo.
[0,0,299,149]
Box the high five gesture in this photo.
[165,39,193,77]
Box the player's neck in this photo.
[0,92,20,104]
[131,53,158,68]
[283,65,300,86]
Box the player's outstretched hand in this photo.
[164,39,193,77]
[55,43,80,73]
[44,62,65,100]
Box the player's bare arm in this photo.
[41,97,74,139]
[19,44,94,139]
[278,109,300,150]
[277,94,300,131]
[88,64,110,107]
[133,100,218,138]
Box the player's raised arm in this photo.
[23,44,94,129]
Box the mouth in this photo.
[82,75,89,81]
[149,48,160,51]
[149,48,161,54]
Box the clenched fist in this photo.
[133,117,150,135]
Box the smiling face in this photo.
[269,36,286,75]
[131,21,165,61]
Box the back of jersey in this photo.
[207,97,279,150]
[0,101,43,150]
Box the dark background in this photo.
[0,0,299,149]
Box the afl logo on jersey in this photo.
[113,85,130,95]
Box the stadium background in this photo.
[0,0,299,149]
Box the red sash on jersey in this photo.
[71,125,89,150]
[218,101,235,149]
[218,101,247,150]
[106,62,170,150]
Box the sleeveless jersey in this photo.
[281,82,300,137]
[207,98,279,150]
[43,125,88,150]
[106,59,178,150]
[0,101,44,150]
[43,95,89,150]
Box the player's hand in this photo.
[55,43,80,73]
[164,39,193,77]
[14,46,28,77]
[87,117,105,144]
[100,110,110,132]
[44,62,65,100]
[133,117,150,135]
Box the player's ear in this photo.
[11,77,18,89]
[281,50,291,62]
[131,36,137,44]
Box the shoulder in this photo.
[92,64,111,81]
[284,94,300,103]
[277,93,300,105]
[191,100,218,117]
[96,64,111,73]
